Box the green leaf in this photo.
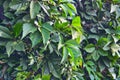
[92,50,100,61]
[30,31,42,47]
[22,23,37,39]
[6,41,25,57]
[61,47,68,63]
[68,46,81,58]
[34,74,41,80]
[42,74,51,80]
[98,49,108,56]
[14,41,25,51]
[0,26,12,39]
[84,44,95,53]
[67,3,77,13]
[65,39,79,47]
[39,3,50,16]
[72,16,81,27]
[48,62,60,79]
[116,8,120,19]
[40,23,53,44]
[60,4,68,17]
[6,41,14,57]
[111,43,120,57]
[30,1,40,19]
[42,23,53,32]
[86,61,95,66]
[110,4,118,13]
[13,22,23,37]
[41,28,50,44]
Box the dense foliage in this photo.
[0,0,120,80]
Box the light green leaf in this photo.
[67,3,77,13]
[60,4,68,17]
[65,39,79,47]
[30,1,40,19]
[42,74,51,80]
[22,23,37,39]
[108,68,116,79]
[116,8,120,19]
[111,43,120,57]
[110,4,118,13]
[72,16,81,27]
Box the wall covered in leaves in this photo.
[0,0,120,80]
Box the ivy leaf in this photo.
[116,8,120,19]
[72,16,81,27]
[40,23,53,44]
[6,41,25,57]
[41,28,50,45]
[13,22,22,37]
[39,3,50,16]
[60,4,68,17]
[67,3,77,13]
[14,41,25,51]
[61,47,68,63]
[48,62,60,79]
[92,50,100,61]
[22,23,37,39]
[110,4,118,13]
[30,31,42,47]
[42,74,51,80]
[0,26,12,39]
[30,1,40,19]
[84,44,95,53]
[42,23,53,32]
[98,49,108,56]
[6,41,14,57]
[111,43,120,57]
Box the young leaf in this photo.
[42,74,51,80]
[72,16,81,27]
